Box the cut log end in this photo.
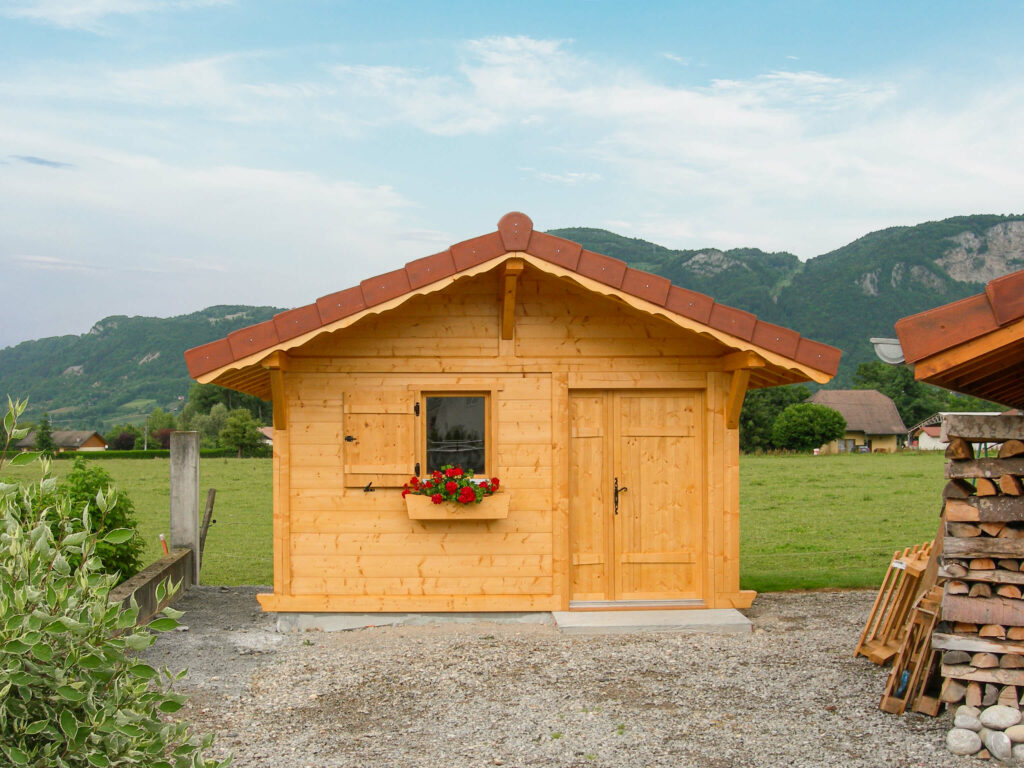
[980,624,1009,639]
[947,437,976,460]
[977,477,1001,497]
[999,440,1024,459]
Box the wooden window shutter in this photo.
[342,390,416,488]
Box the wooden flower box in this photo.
[405,493,509,520]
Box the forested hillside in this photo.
[553,213,1024,384]
[0,305,281,430]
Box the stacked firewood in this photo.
[935,416,1024,757]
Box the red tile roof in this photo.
[185,212,841,380]
[894,267,1024,407]
[896,268,1024,364]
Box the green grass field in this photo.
[3,452,946,591]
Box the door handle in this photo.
[613,477,628,514]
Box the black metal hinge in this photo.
[414,401,420,416]
[415,462,421,476]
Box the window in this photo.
[424,395,487,474]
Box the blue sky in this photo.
[2,1,1024,348]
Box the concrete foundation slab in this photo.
[276,611,554,633]
[551,608,752,635]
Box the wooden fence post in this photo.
[170,431,201,584]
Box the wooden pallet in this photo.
[855,542,933,664]
[879,585,943,715]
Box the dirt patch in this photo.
[142,586,966,768]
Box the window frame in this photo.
[412,384,501,478]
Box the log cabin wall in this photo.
[255,265,754,613]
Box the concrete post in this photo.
[170,431,201,584]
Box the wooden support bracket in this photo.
[501,258,525,341]
[722,350,767,372]
[725,368,751,430]
[262,351,289,430]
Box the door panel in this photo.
[569,391,703,604]
[615,392,701,600]
[568,394,610,601]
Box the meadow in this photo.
[3,451,947,591]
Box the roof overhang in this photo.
[187,213,841,400]
[895,268,1024,408]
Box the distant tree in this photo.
[772,403,847,452]
[144,407,177,449]
[852,361,945,428]
[739,384,810,453]
[110,431,138,450]
[154,428,174,449]
[35,412,56,455]
[190,403,229,448]
[181,382,270,428]
[944,392,1003,413]
[218,408,264,458]
[104,423,142,450]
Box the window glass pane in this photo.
[426,396,485,474]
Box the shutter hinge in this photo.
[414,401,420,416]
[415,462,420,476]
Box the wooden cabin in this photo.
[186,212,840,614]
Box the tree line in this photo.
[20,384,272,458]
[739,361,999,453]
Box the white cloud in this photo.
[662,53,692,66]
[0,0,230,29]
[520,167,602,185]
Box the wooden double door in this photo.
[569,391,704,606]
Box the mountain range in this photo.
[3,214,1023,430]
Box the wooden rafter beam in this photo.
[501,258,525,340]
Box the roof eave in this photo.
[196,252,837,390]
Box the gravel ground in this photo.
[142,586,970,768]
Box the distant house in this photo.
[17,430,108,453]
[808,389,907,454]
[913,425,945,451]
[908,411,1005,452]
[258,426,274,444]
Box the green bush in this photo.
[57,458,145,582]
[0,403,229,768]
[771,402,847,452]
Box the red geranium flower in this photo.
[457,486,476,504]
[431,493,443,504]
[490,477,500,490]
[445,481,458,494]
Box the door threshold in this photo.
[569,599,706,611]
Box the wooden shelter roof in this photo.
[894,268,1024,408]
[807,389,907,435]
[185,212,841,399]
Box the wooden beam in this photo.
[501,258,524,340]
[262,351,290,429]
[722,350,767,372]
[725,369,751,429]
[269,369,286,429]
